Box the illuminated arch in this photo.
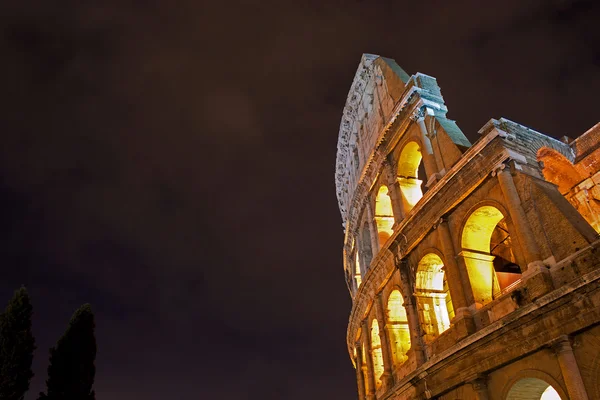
[375,186,395,246]
[415,253,453,341]
[385,290,410,366]
[354,250,362,289]
[461,205,522,306]
[506,378,562,400]
[370,319,384,388]
[397,141,424,213]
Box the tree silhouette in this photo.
[0,287,36,400]
[39,304,97,400]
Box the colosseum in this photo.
[335,54,600,400]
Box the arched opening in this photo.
[506,378,562,400]
[386,290,410,366]
[375,186,395,246]
[354,251,362,289]
[538,147,600,233]
[370,319,384,388]
[415,254,453,341]
[461,206,522,306]
[397,141,424,213]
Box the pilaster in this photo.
[374,293,394,390]
[435,218,475,337]
[494,163,553,300]
[397,257,427,366]
[362,319,377,400]
[411,107,440,187]
[552,335,589,400]
[355,343,367,400]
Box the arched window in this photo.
[375,186,395,246]
[354,251,362,289]
[415,254,453,341]
[386,290,410,366]
[461,206,522,306]
[370,319,384,388]
[506,378,562,400]
[397,141,424,213]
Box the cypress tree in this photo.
[39,304,97,400]
[0,287,36,400]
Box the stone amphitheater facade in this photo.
[335,54,600,400]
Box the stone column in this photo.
[436,218,476,337]
[365,202,380,254]
[470,375,490,400]
[411,107,439,186]
[436,218,471,310]
[495,163,553,299]
[374,293,394,390]
[427,117,446,177]
[397,258,427,365]
[382,161,406,223]
[495,163,542,267]
[355,343,367,400]
[362,319,376,400]
[553,336,589,400]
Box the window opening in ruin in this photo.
[415,254,453,342]
[461,206,522,306]
[538,147,600,233]
[370,319,385,388]
[397,141,424,213]
[506,378,562,400]
[354,251,362,289]
[375,186,395,246]
[386,290,410,366]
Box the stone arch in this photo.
[353,249,362,290]
[375,185,395,246]
[460,203,522,306]
[502,370,567,400]
[370,318,385,389]
[537,147,582,195]
[385,288,410,366]
[415,253,453,341]
[397,140,425,213]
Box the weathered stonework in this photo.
[336,54,600,400]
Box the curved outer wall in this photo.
[337,54,600,400]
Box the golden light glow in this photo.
[375,186,395,246]
[386,290,410,365]
[355,251,362,289]
[397,141,423,212]
[461,206,504,305]
[461,206,522,305]
[415,254,452,341]
[462,206,504,252]
[370,319,384,388]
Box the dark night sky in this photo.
[0,1,598,399]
